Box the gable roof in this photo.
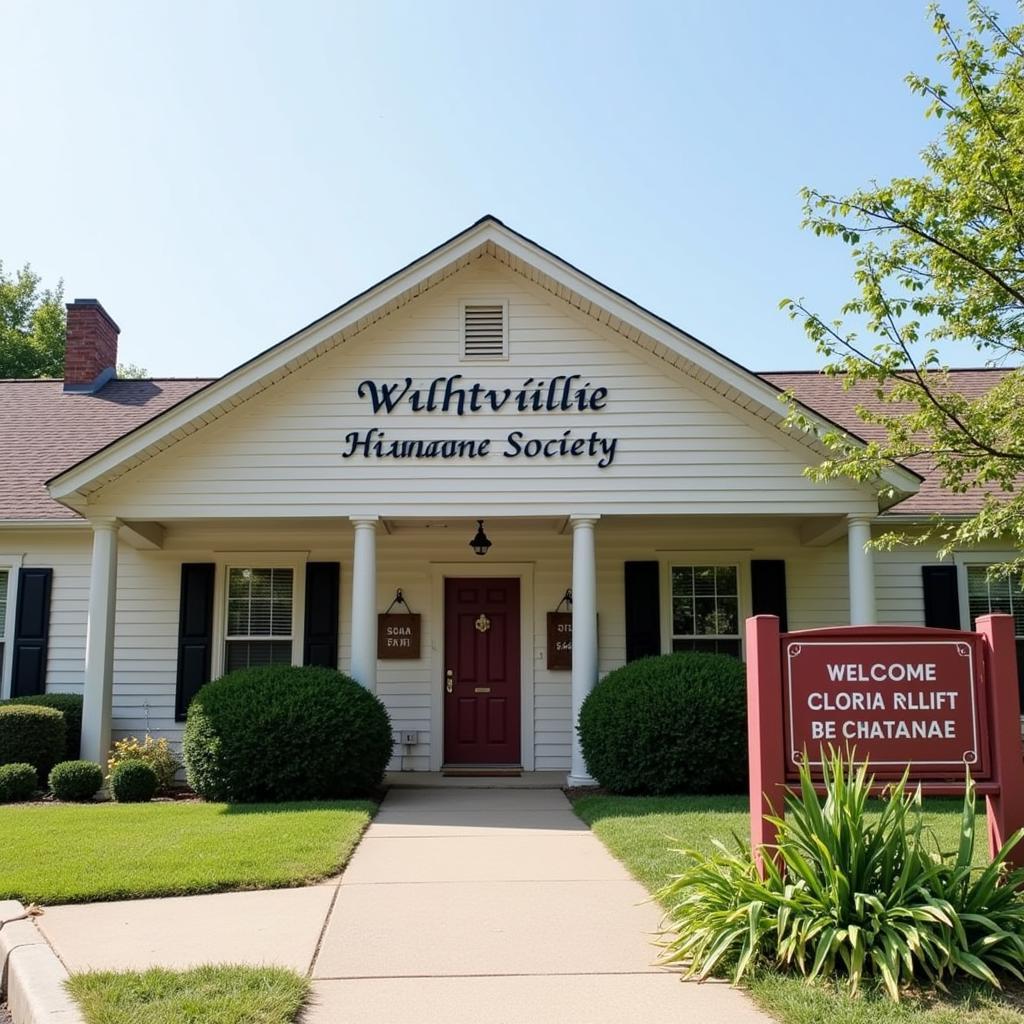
[40,216,918,514]
[763,369,1011,517]
[0,378,212,520]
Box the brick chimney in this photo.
[64,299,120,392]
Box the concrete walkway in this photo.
[38,787,770,1023]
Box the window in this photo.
[225,567,294,672]
[460,301,508,360]
[671,565,741,657]
[965,564,1024,699]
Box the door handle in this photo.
[446,669,454,694]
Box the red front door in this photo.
[443,577,521,765]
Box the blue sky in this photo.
[2,2,1010,378]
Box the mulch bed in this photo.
[12,792,200,807]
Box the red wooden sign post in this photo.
[746,613,1024,874]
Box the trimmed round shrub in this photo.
[49,759,104,802]
[578,652,747,795]
[0,763,38,803]
[110,760,158,803]
[0,705,66,779]
[2,694,83,760]
[184,665,393,802]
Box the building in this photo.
[0,217,1016,783]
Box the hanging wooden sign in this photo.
[378,614,421,659]
[547,612,573,670]
[377,590,421,659]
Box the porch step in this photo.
[441,765,523,778]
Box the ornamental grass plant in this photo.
[657,751,1024,1001]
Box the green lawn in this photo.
[573,794,1024,1024]
[68,965,308,1024]
[0,800,374,904]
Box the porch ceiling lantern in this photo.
[469,519,492,557]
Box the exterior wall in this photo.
[0,529,92,694]
[4,519,1007,774]
[0,529,180,736]
[85,259,876,520]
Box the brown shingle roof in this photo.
[0,378,212,520]
[761,369,1013,517]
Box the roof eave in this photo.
[0,517,88,529]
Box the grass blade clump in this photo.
[657,750,1024,1000]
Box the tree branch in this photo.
[834,197,1024,307]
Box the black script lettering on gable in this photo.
[344,375,618,469]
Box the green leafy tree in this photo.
[782,2,1024,573]
[0,263,66,378]
[116,362,149,380]
[0,262,146,380]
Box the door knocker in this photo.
[475,613,491,633]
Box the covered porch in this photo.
[77,511,882,783]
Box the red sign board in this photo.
[746,616,1024,876]
[783,633,989,780]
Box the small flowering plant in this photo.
[107,735,180,794]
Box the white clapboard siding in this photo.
[85,260,876,519]
[3,520,1010,771]
[18,531,92,692]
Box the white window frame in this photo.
[211,554,306,679]
[953,552,1021,632]
[659,555,750,659]
[955,552,1024,731]
[0,555,24,700]
[459,298,509,362]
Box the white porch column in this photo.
[568,513,600,787]
[847,514,876,625]
[81,517,119,765]
[349,515,378,690]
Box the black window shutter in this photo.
[10,568,53,698]
[304,562,340,668]
[175,563,215,720]
[751,560,788,632]
[624,561,661,661]
[922,565,961,629]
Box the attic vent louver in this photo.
[460,301,508,360]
